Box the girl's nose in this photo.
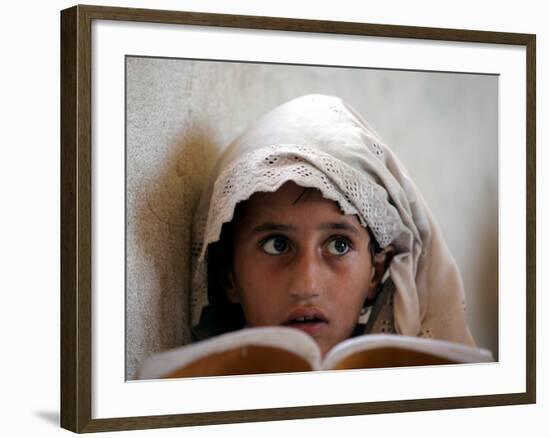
[287,249,322,301]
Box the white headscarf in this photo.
[189,94,475,346]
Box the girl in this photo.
[188,94,476,356]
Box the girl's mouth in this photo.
[283,311,329,336]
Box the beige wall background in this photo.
[126,57,498,379]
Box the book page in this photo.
[322,334,495,371]
[138,326,323,379]
[164,345,314,378]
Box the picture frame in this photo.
[60,4,536,433]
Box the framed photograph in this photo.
[60,4,536,433]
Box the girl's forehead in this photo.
[250,181,322,203]
[245,182,335,212]
[235,181,364,230]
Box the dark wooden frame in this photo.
[60,4,536,433]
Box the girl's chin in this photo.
[282,320,329,337]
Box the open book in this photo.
[137,327,494,379]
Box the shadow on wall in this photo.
[128,123,219,379]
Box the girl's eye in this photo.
[326,237,351,256]
[261,236,290,255]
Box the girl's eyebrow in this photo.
[251,221,359,234]
[252,222,295,233]
[318,221,360,234]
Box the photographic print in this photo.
[125,58,498,381]
[60,4,535,432]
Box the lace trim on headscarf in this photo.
[191,143,402,261]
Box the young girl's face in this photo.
[225,181,379,356]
